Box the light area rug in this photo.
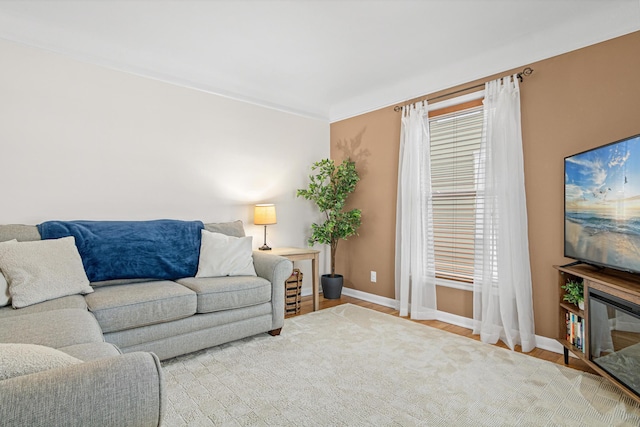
[162,304,640,426]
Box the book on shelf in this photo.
[566,311,585,353]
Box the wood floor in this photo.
[288,294,596,374]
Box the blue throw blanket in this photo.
[37,220,204,282]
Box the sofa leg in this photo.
[268,328,282,336]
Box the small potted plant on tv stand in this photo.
[562,279,585,310]
[297,158,361,299]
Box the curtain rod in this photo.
[393,67,534,112]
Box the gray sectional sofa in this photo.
[0,221,293,427]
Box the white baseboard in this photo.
[436,310,566,355]
[341,287,400,309]
[434,309,476,329]
[302,286,400,309]
[329,287,566,355]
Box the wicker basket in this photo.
[285,268,303,315]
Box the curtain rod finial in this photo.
[517,67,534,82]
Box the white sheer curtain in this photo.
[473,76,536,352]
[395,102,437,319]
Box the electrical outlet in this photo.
[370,271,377,283]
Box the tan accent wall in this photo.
[330,30,640,339]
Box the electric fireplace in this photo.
[589,288,640,397]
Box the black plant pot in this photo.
[321,274,344,299]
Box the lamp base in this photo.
[259,225,271,251]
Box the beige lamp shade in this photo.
[254,204,277,225]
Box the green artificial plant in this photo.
[561,279,584,306]
[297,158,362,278]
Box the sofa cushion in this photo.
[204,220,246,237]
[58,342,121,361]
[0,295,88,320]
[0,224,41,243]
[196,230,256,277]
[105,303,272,349]
[0,308,104,348]
[0,237,93,308]
[90,278,155,288]
[85,281,197,333]
[0,343,82,380]
[176,276,271,313]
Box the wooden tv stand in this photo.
[554,263,640,404]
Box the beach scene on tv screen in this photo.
[565,135,640,272]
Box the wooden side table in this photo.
[269,247,320,311]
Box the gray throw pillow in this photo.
[0,237,93,308]
[0,269,9,307]
[0,239,16,307]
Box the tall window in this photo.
[429,100,483,285]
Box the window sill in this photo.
[435,277,473,292]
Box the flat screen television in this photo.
[564,133,640,274]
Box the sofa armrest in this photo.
[0,351,164,427]
[252,251,293,330]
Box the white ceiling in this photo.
[0,1,639,122]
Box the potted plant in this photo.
[562,279,585,310]
[297,158,361,299]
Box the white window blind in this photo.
[429,105,483,283]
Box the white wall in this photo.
[0,39,330,289]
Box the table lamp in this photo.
[254,204,276,250]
